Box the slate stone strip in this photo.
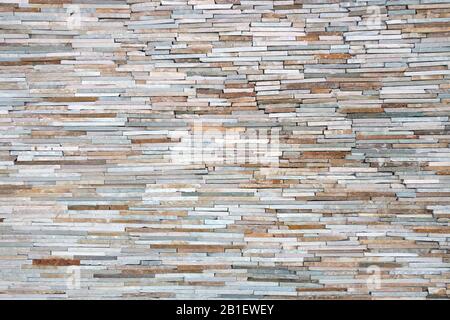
[0,0,449,299]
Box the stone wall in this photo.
[0,0,449,299]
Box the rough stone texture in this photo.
[0,0,449,299]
